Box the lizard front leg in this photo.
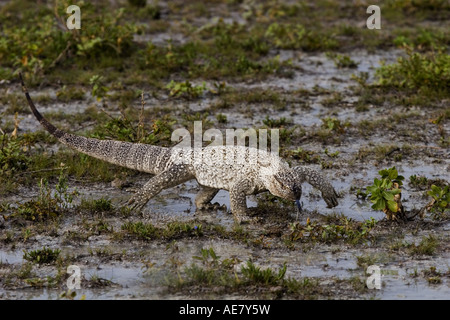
[195,186,220,210]
[229,178,256,224]
[128,164,194,211]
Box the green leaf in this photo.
[373,178,382,187]
[382,191,395,201]
[431,185,441,193]
[388,167,398,180]
[372,198,386,211]
[387,200,398,213]
[366,186,377,194]
[378,169,388,177]
[385,180,393,189]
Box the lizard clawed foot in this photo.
[232,209,261,225]
[126,195,149,212]
[196,202,227,211]
[322,187,339,208]
[235,215,261,225]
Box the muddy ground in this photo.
[0,1,449,300]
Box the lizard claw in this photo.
[235,215,260,225]
[197,202,227,211]
[126,196,148,212]
[232,209,261,225]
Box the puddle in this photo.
[1,239,448,299]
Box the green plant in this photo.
[89,75,110,101]
[54,168,78,210]
[265,23,305,49]
[216,114,228,124]
[324,148,339,158]
[378,167,405,186]
[211,82,228,95]
[409,174,429,190]
[351,72,369,87]
[0,3,139,81]
[164,222,203,238]
[12,169,77,221]
[192,248,220,268]
[366,167,405,220]
[289,147,321,164]
[23,247,61,264]
[73,7,138,59]
[264,23,338,51]
[241,261,287,286]
[321,117,347,134]
[166,80,207,99]
[14,181,57,221]
[408,235,439,256]
[393,28,448,51]
[0,132,29,175]
[56,86,85,102]
[180,248,239,287]
[121,221,158,240]
[262,116,290,128]
[90,114,174,145]
[326,52,359,68]
[375,48,450,97]
[425,185,450,219]
[121,221,203,240]
[285,217,377,245]
[79,197,113,213]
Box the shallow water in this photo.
[1,238,449,299]
[1,44,449,299]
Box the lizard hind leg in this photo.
[128,164,195,212]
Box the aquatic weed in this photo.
[23,247,61,264]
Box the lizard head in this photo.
[272,167,339,210]
[272,171,303,205]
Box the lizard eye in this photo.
[274,173,291,189]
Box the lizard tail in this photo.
[19,73,64,139]
[18,73,168,174]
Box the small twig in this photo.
[16,168,62,176]
[48,40,72,70]
[138,92,146,141]
[99,107,117,120]
[411,199,436,220]
[11,112,20,138]
[74,122,96,133]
